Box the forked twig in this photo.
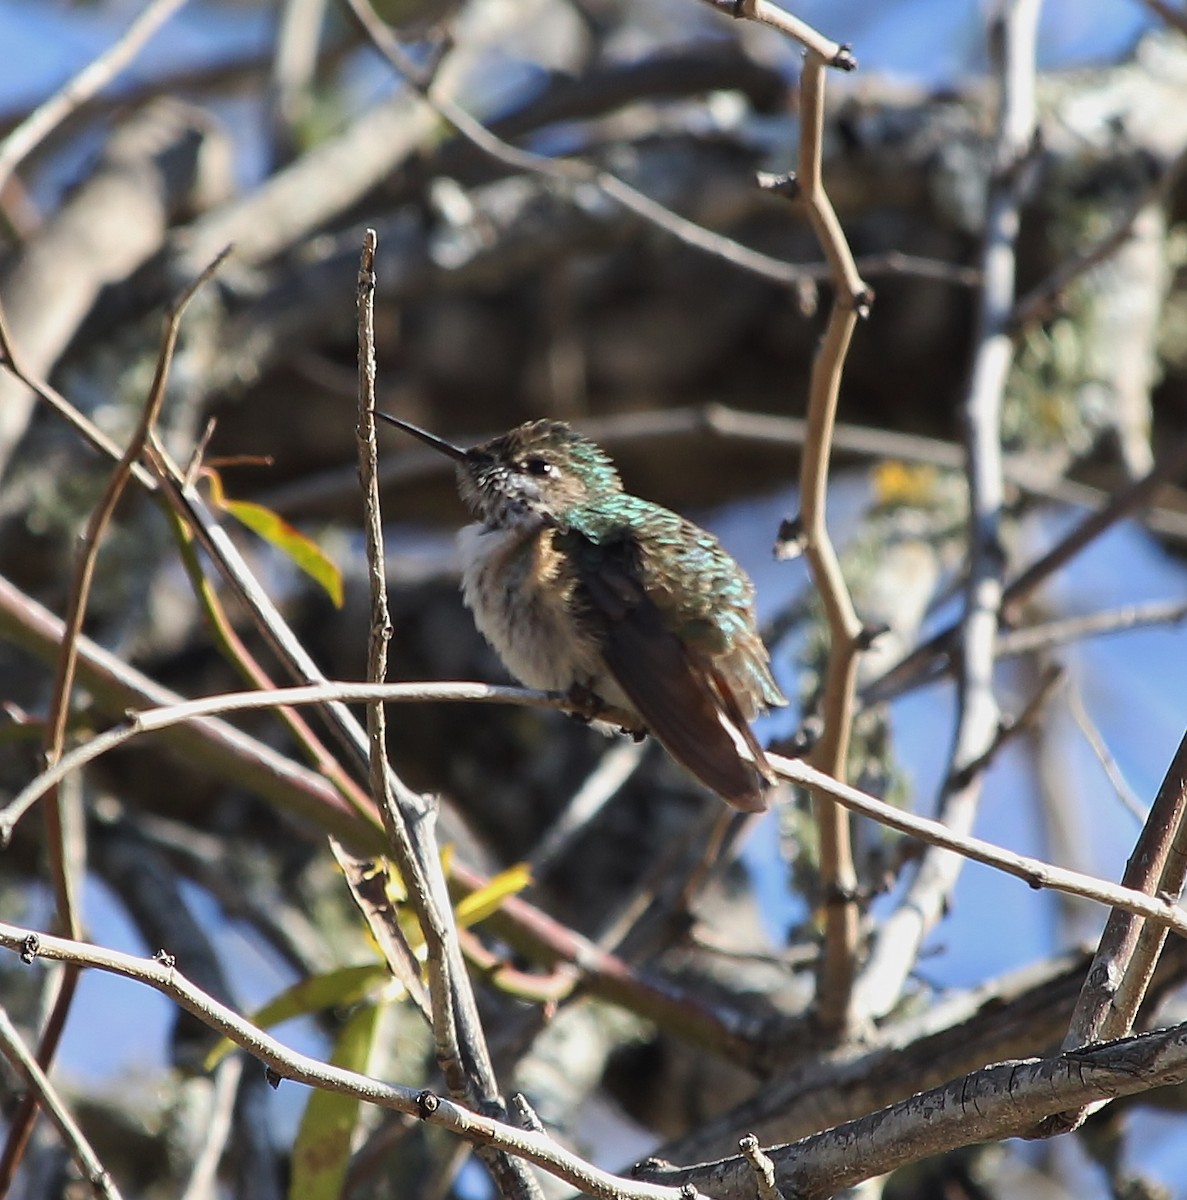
[741,11,867,1029]
[0,245,231,1191]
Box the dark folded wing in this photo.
[569,530,769,812]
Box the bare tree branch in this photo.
[638,1019,1187,1198]
[0,923,692,1200]
[1039,728,1187,1134]
[9,680,1187,942]
[0,1006,122,1200]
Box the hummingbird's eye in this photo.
[524,458,553,477]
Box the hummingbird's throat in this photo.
[461,469,552,532]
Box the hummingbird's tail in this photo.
[598,610,774,812]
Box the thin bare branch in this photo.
[739,1134,784,1200]
[1141,0,1187,37]
[355,230,464,1095]
[264,401,1187,545]
[1000,436,1187,624]
[767,752,1187,941]
[0,1006,122,1200]
[343,0,812,288]
[951,661,1064,787]
[10,679,1187,943]
[0,579,753,1060]
[853,0,1044,1024]
[1009,139,1187,333]
[0,571,381,849]
[354,232,541,1200]
[995,598,1187,662]
[1066,683,1149,823]
[0,924,693,1200]
[0,305,157,492]
[161,502,379,830]
[330,840,432,1021]
[267,0,328,165]
[4,246,231,841]
[752,23,869,1031]
[865,434,1187,705]
[529,740,649,874]
[701,0,856,66]
[0,682,640,848]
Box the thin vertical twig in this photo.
[852,0,1043,1023]
[742,12,867,1031]
[355,231,465,1093]
[353,231,543,1200]
[794,52,867,1033]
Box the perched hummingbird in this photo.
[375,413,787,811]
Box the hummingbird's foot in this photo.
[563,681,603,725]
[564,682,646,739]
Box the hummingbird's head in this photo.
[374,413,621,530]
[461,420,621,529]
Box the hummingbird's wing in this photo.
[566,529,775,812]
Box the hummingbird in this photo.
[375,412,787,811]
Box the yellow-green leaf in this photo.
[289,1002,381,1200]
[203,964,388,1071]
[456,862,532,929]
[223,498,344,608]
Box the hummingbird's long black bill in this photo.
[372,411,469,462]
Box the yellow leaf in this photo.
[224,498,344,608]
[289,1003,381,1200]
[456,862,532,929]
[202,467,343,607]
[203,964,388,1072]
